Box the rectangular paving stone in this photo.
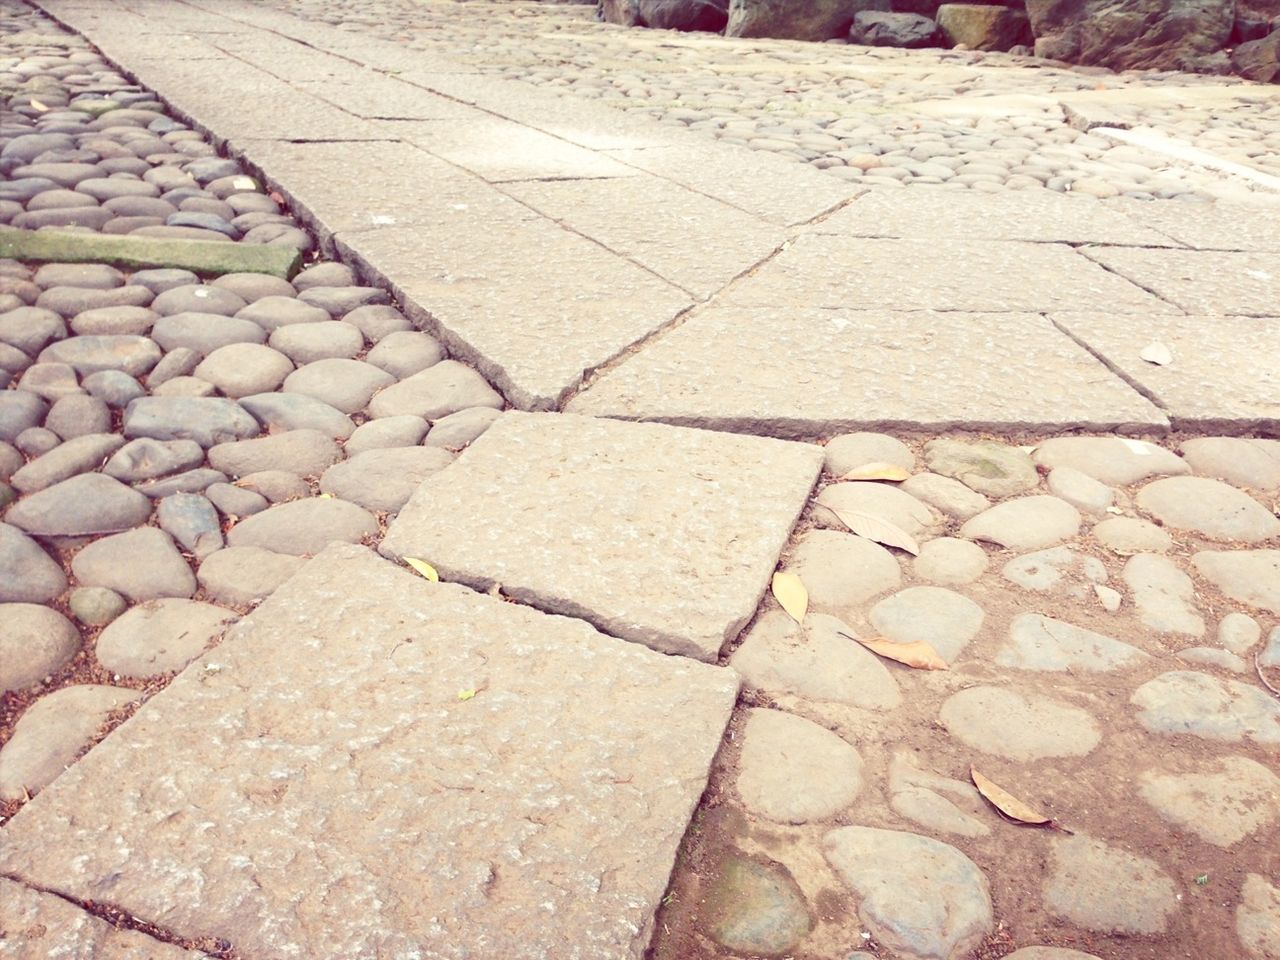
[568,307,1169,434]
[1113,198,1280,252]
[1082,246,1280,314]
[1052,312,1280,432]
[503,176,786,299]
[381,412,824,659]
[293,78,479,121]
[815,189,1179,246]
[335,221,692,409]
[0,544,739,960]
[0,878,201,958]
[604,142,860,227]
[723,236,1173,313]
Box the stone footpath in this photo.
[1,0,1279,959]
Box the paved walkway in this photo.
[1,2,1278,959]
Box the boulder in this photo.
[850,10,939,45]
[639,0,730,30]
[1025,0,1233,71]
[936,3,1031,49]
[726,0,862,39]
[599,0,642,23]
[1232,27,1280,80]
[1235,0,1280,41]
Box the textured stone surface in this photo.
[1131,671,1280,744]
[1092,516,1173,555]
[0,545,739,960]
[824,826,993,960]
[735,708,863,823]
[1032,436,1189,485]
[823,431,915,476]
[197,546,307,606]
[5,473,152,537]
[1123,554,1205,636]
[703,855,812,956]
[815,482,941,538]
[96,599,238,678]
[319,446,455,513]
[1082,248,1278,316]
[868,586,985,664]
[912,537,989,585]
[923,439,1038,497]
[1181,437,1280,490]
[382,413,822,661]
[1192,550,1280,613]
[0,522,67,602]
[888,753,990,839]
[940,686,1101,760]
[960,496,1081,551]
[997,613,1147,672]
[71,527,197,601]
[1136,476,1280,543]
[1238,874,1280,960]
[1140,756,1280,847]
[1043,835,1177,935]
[0,603,80,694]
[227,497,380,556]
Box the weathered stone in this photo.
[341,303,411,342]
[937,3,1031,50]
[0,391,47,443]
[1092,516,1172,555]
[1192,550,1280,614]
[208,430,341,479]
[152,283,247,317]
[45,392,114,436]
[0,545,738,960]
[1002,546,1106,596]
[1033,437,1188,486]
[207,482,270,518]
[0,522,68,602]
[239,392,356,439]
[1219,612,1262,654]
[940,686,1101,760]
[283,358,395,414]
[38,334,160,377]
[197,546,307,606]
[70,304,156,336]
[0,306,65,356]
[823,431,915,476]
[124,396,260,447]
[1238,874,1280,960]
[1131,671,1280,744]
[924,439,1038,497]
[1181,437,1280,491]
[234,471,310,504]
[157,493,223,559]
[383,413,821,661]
[0,684,140,800]
[268,320,365,363]
[365,330,445,379]
[1233,28,1280,82]
[888,753,990,839]
[319,447,454,513]
[17,361,81,401]
[736,708,863,823]
[96,598,237,677]
[1047,466,1113,516]
[1123,554,1205,636]
[704,854,811,957]
[104,437,204,482]
[1140,756,1280,847]
[345,415,429,456]
[296,285,388,316]
[151,312,267,354]
[901,472,991,520]
[1043,835,1177,935]
[211,273,296,303]
[1178,646,1247,673]
[960,497,1081,551]
[236,295,330,332]
[424,407,502,450]
[997,613,1147,672]
[1137,477,1280,544]
[725,0,861,38]
[36,285,154,318]
[367,360,503,420]
[193,343,294,398]
[815,481,941,538]
[227,497,379,556]
[824,827,993,960]
[868,586,984,664]
[850,10,939,47]
[135,468,228,500]
[6,473,151,537]
[730,611,900,710]
[782,528,901,612]
[68,586,128,627]
[10,433,124,494]
[0,603,80,693]
[913,537,988,585]
[1027,0,1233,71]
[72,527,196,601]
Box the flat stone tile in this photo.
[0,544,739,960]
[1053,312,1280,432]
[1082,246,1280,315]
[1114,199,1280,252]
[604,142,859,227]
[335,222,691,409]
[208,31,379,83]
[400,115,639,183]
[0,878,201,958]
[723,237,1169,313]
[503,176,786,299]
[815,189,1179,246]
[381,412,824,659]
[568,307,1168,434]
[294,78,478,121]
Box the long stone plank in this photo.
[0,545,740,960]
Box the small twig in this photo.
[1256,652,1280,698]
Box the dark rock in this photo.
[38,334,161,378]
[639,0,730,30]
[727,0,862,38]
[206,482,269,517]
[937,3,1031,49]
[80,370,145,408]
[68,585,127,626]
[850,10,939,45]
[150,312,267,355]
[71,526,196,601]
[1232,27,1280,80]
[105,438,205,482]
[0,523,68,603]
[5,473,152,537]
[133,468,228,498]
[10,433,124,494]
[123,396,260,447]
[1026,0,1233,70]
[0,392,48,443]
[157,493,223,558]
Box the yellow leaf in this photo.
[771,571,808,623]
[30,98,48,112]
[971,768,1053,826]
[457,688,476,701]
[830,507,920,556]
[405,558,439,582]
[853,635,948,670]
[839,462,910,482]
[317,492,334,499]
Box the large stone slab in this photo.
[381,412,822,660]
[721,237,1168,313]
[1051,312,1279,432]
[1081,247,1280,315]
[568,307,1167,435]
[0,544,739,960]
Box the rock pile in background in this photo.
[599,0,1280,80]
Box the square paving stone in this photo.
[1082,246,1280,315]
[0,544,740,960]
[502,176,787,299]
[723,236,1170,313]
[1052,312,1280,432]
[567,307,1168,434]
[381,412,824,659]
[335,221,692,410]
[815,189,1178,246]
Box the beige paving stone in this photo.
[337,222,691,410]
[722,237,1169,313]
[0,544,739,960]
[1118,198,1280,251]
[502,176,786,299]
[568,308,1166,435]
[1082,247,1280,315]
[1051,312,1280,431]
[381,412,822,660]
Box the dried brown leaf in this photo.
[971,768,1052,826]
[848,634,948,670]
[830,507,920,556]
[838,462,910,483]
[771,571,808,624]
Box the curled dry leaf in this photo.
[841,632,948,670]
[1140,341,1173,366]
[971,768,1055,827]
[830,507,920,556]
[839,462,910,483]
[404,557,439,582]
[771,571,808,624]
